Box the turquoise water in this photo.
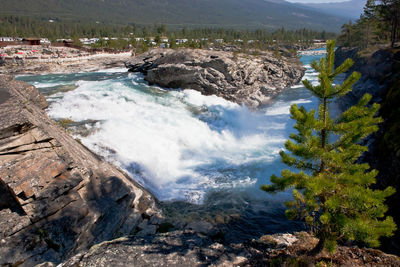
[17,51,330,240]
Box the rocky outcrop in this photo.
[0,75,160,266]
[126,49,305,108]
[335,47,400,255]
[62,231,400,267]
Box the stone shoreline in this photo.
[0,75,160,266]
[0,51,132,75]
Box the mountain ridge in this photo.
[0,0,347,31]
[295,0,365,19]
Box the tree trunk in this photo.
[320,97,327,172]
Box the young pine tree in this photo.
[261,40,396,254]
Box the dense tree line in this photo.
[144,26,334,44]
[0,15,335,46]
[338,0,400,48]
[0,16,133,40]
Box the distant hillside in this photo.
[0,0,347,32]
[296,0,366,19]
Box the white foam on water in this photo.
[303,72,320,86]
[265,99,313,116]
[39,51,327,203]
[32,81,71,88]
[96,67,128,73]
[46,75,293,202]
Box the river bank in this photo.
[0,49,132,75]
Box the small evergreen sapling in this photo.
[261,40,396,253]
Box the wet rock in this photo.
[126,49,305,108]
[186,221,214,235]
[0,75,158,266]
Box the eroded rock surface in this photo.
[63,231,400,267]
[126,49,305,108]
[0,75,159,266]
[63,230,249,267]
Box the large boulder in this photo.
[0,75,159,266]
[126,49,305,108]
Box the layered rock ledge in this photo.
[0,75,159,266]
[126,49,305,108]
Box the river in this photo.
[17,49,333,242]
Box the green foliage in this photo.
[0,15,336,53]
[133,41,149,54]
[0,15,335,47]
[337,0,400,48]
[0,15,134,39]
[261,40,396,253]
[106,38,130,50]
[72,35,82,46]
[57,118,74,129]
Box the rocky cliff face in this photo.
[126,48,305,108]
[335,47,400,255]
[0,75,160,266]
[334,47,395,110]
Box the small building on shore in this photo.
[0,37,14,42]
[41,38,51,45]
[176,39,188,44]
[23,38,41,45]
